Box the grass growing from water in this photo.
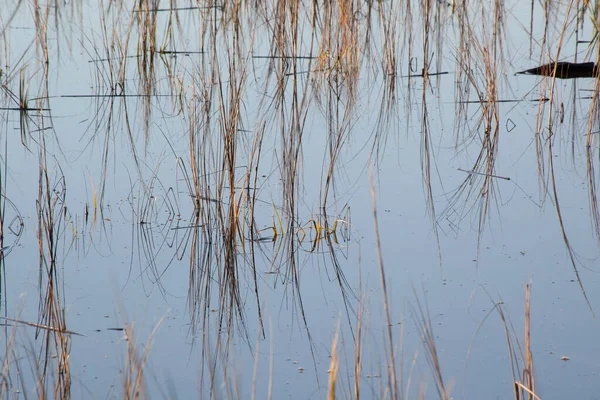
[0,0,597,398]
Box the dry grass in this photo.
[0,0,594,398]
[120,320,163,400]
[36,152,72,398]
[495,284,539,400]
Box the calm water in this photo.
[1,1,600,398]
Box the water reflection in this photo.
[1,0,599,399]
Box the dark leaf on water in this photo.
[517,61,599,79]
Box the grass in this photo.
[0,0,597,398]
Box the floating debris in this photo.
[517,61,599,79]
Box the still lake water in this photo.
[1,1,600,398]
